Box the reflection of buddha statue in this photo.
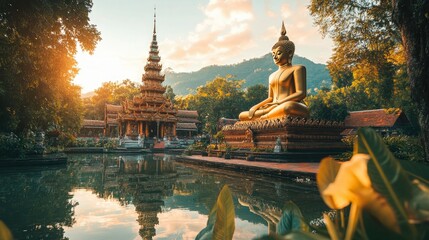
[239,22,309,121]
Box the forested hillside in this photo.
[164,53,331,95]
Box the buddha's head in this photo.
[272,21,295,66]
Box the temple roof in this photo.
[177,123,198,131]
[344,108,409,128]
[105,104,122,113]
[177,110,198,119]
[177,117,200,123]
[82,119,105,128]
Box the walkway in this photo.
[175,155,320,180]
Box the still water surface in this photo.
[0,154,327,239]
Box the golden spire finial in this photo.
[153,6,156,34]
[279,21,289,41]
[281,21,286,36]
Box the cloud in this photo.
[278,3,323,45]
[161,0,255,72]
[274,2,333,63]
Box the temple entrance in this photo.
[147,122,157,138]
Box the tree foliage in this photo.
[164,85,176,104]
[175,76,267,135]
[83,79,140,119]
[0,0,101,135]
[188,75,245,135]
[308,0,419,131]
[306,89,348,121]
[243,84,268,111]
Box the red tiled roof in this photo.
[344,109,409,128]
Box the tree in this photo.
[112,79,140,103]
[83,79,140,119]
[243,84,268,111]
[391,0,429,162]
[309,0,429,162]
[309,0,399,71]
[309,0,400,104]
[0,0,101,135]
[306,89,348,121]
[188,75,245,135]
[164,85,176,105]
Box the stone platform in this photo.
[175,155,319,180]
[222,116,348,152]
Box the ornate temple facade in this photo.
[118,12,177,139]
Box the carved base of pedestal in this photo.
[222,116,348,152]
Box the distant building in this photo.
[217,117,238,131]
[176,110,200,138]
[80,119,105,137]
[342,108,410,136]
[105,104,122,137]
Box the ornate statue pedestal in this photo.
[222,116,348,152]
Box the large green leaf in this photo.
[399,160,429,185]
[277,201,310,235]
[286,231,331,240]
[195,203,216,240]
[196,185,235,240]
[355,128,416,236]
[257,231,330,240]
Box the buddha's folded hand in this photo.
[249,107,258,119]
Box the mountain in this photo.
[81,91,95,99]
[164,53,331,95]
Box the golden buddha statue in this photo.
[239,22,309,121]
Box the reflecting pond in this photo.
[0,154,328,239]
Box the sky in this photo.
[73,0,334,94]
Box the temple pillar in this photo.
[156,120,160,140]
[162,124,165,138]
[145,123,149,137]
[139,122,143,136]
[173,123,176,137]
[126,122,131,135]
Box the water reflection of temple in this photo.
[118,155,177,240]
[171,163,327,235]
[71,154,178,239]
[69,154,326,238]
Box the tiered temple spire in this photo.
[118,8,177,139]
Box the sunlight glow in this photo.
[73,0,333,94]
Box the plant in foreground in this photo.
[198,128,429,240]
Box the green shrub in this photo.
[59,132,76,147]
[104,139,119,149]
[0,133,25,158]
[189,141,207,151]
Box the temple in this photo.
[117,10,177,139]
